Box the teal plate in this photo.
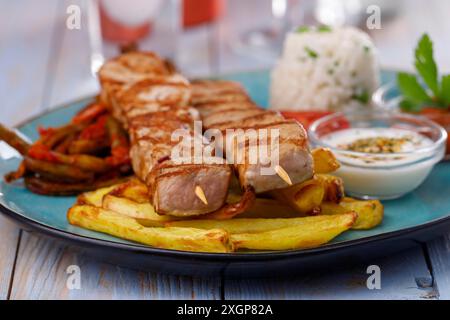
[1,69,449,277]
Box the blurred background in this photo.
[1,0,450,125]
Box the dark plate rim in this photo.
[2,91,450,262]
[3,197,450,261]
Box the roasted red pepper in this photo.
[79,115,108,140]
[28,143,59,162]
[38,126,57,137]
[72,103,107,124]
[106,145,130,166]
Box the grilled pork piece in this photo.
[98,52,172,108]
[191,80,314,193]
[99,53,232,216]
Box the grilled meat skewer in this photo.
[191,80,314,194]
[99,53,232,217]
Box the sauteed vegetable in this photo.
[0,101,132,195]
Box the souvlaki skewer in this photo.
[191,80,314,194]
[99,52,233,217]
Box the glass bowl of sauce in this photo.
[308,111,447,200]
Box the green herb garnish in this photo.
[304,47,318,59]
[296,26,310,33]
[317,25,332,32]
[352,89,369,104]
[295,25,331,33]
[399,99,422,112]
[415,34,438,96]
[397,34,450,111]
[398,73,430,103]
[440,75,450,105]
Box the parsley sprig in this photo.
[296,25,332,33]
[398,34,450,112]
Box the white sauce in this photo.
[322,128,433,166]
[321,127,441,199]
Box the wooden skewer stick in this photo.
[275,165,293,186]
[195,185,208,205]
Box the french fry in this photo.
[315,174,344,203]
[312,148,340,174]
[67,205,233,253]
[166,214,355,234]
[77,184,119,206]
[106,179,171,226]
[270,148,342,214]
[102,194,178,226]
[230,212,357,250]
[320,198,383,230]
[108,178,149,203]
[271,178,325,215]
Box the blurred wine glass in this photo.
[87,0,227,77]
[314,0,401,28]
[87,0,180,75]
[232,0,291,60]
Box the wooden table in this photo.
[1,0,450,300]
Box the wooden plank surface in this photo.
[0,0,60,299]
[224,246,437,300]
[9,232,221,300]
[426,236,450,299]
[0,218,21,300]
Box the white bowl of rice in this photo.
[270,26,379,112]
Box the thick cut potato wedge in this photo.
[272,178,325,215]
[103,182,299,222]
[77,185,118,207]
[230,212,357,250]
[320,198,383,230]
[109,178,149,203]
[312,148,340,174]
[270,148,342,215]
[166,214,355,234]
[102,194,178,226]
[315,174,344,203]
[67,205,233,253]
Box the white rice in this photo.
[270,26,379,111]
